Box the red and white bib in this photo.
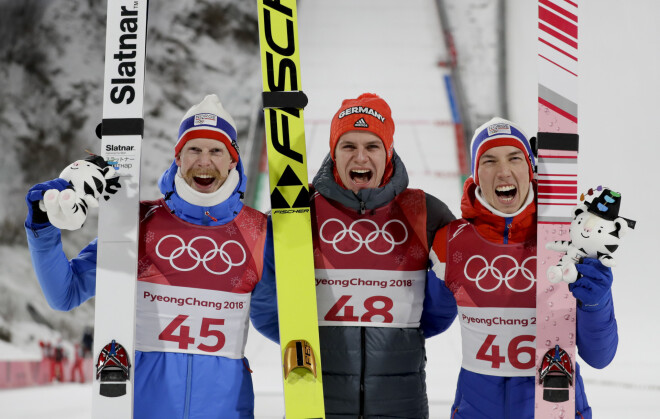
[312,190,428,328]
[445,220,537,376]
[135,200,266,359]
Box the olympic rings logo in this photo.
[155,234,246,275]
[319,218,408,255]
[464,255,536,292]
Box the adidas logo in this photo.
[353,118,369,128]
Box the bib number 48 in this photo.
[159,315,226,352]
[476,334,535,369]
[324,295,393,323]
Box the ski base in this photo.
[257,0,326,417]
[535,0,580,416]
[93,0,148,417]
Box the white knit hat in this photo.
[470,117,535,185]
[175,94,239,161]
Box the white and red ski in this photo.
[534,0,580,417]
[93,0,148,417]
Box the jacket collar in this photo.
[157,159,246,226]
[312,150,408,212]
[461,177,537,243]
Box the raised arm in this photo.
[25,179,97,311]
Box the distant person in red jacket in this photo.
[70,343,86,383]
[53,340,66,382]
[39,340,54,383]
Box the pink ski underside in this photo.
[537,152,578,159]
[536,1,578,414]
[535,223,576,413]
[538,0,578,127]
[538,99,577,128]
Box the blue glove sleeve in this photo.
[570,258,613,312]
[25,178,70,230]
[249,216,280,343]
[25,225,97,311]
[421,268,457,338]
[574,259,618,368]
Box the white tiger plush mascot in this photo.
[40,155,120,230]
[546,188,635,284]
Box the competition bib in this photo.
[459,306,536,376]
[444,220,537,376]
[134,202,266,358]
[311,189,429,328]
[136,282,251,358]
[316,269,425,327]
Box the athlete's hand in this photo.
[570,258,613,311]
[25,178,70,230]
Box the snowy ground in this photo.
[2,0,659,418]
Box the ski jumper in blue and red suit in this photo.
[423,178,619,419]
[25,159,279,419]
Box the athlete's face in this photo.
[477,145,531,214]
[176,138,237,193]
[334,131,387,194]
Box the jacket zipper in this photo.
[503,377,509,418]
[503,217,513,244]
[183,354,193,419]
[359,327,366,418]
[204,210,218,222]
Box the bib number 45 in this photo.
[159,315,226,352]
[476,334,535,370]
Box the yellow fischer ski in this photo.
[256,1,325,417]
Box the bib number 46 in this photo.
[476,334,535,369]
[159,315,226,352]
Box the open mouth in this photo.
[193,174,216,187]
[350,169,373,185]
[495,185,517,202]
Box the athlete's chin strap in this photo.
[174,168,239,207]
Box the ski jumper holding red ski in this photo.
[25,94,279,419]
[263,93,457,418]
[423,118,618,419]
